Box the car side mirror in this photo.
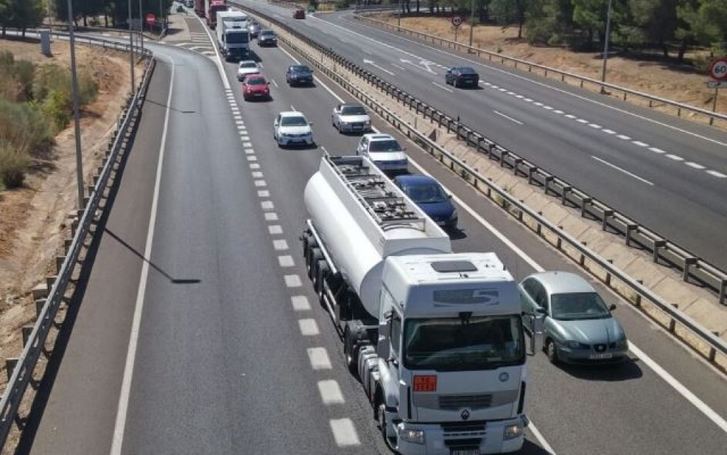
[609,303,617,312]
[308,122,314,127]
[267,82,270,85]
[447,194,453,200]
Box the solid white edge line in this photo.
[591,155,654,186]
[273,25,727,440]
[110,55,175,455]
[528,421,556,454]
[493,110,524,125]
[192,13,230,90]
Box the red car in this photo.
[242,74,271,101]
[293,8,305,19]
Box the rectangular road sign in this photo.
[706,80,727,88]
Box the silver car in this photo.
[331,103,371,133]
[519,271,628,364]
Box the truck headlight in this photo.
[398,427,425,445]
[503,423,523,440]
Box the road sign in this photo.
[145,13,156,27]
[706,80,727,88]
[709,58,727,80]
[451,15,463,27]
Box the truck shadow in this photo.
[519,438,554,454]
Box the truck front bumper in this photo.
[393,415,527,455]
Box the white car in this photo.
[331,103,371,133]
[356,134,408,172]
[274,111,314,147]
[237,60,260,81]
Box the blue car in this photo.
[286,64,313,86]
[394,175,458,229]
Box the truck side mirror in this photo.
[376,335,390,360]
[608,303,617,312]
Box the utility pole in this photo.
[139,0,144,55]
[129,0,136,94]
[66,0,84,210]
[468,0,475,48]
[398,0,402,30]
[600,0,613,93]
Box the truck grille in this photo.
[439,394,493,410]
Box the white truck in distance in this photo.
[302,155,529,454]
[215,11,250,61]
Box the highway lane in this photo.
[23,16,727,455]
[235,0,727,271]
[235,32,727,455]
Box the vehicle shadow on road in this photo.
[558,357,643,381]
[447,227,468,240]
[520,438,554,454]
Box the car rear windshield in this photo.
[239,61,257,68]
[291,65,311,73]
[341,106,366,115]
[281,116,307,126]
[261,31,274,36]
[550,292,611,320]
[247,78,266,85]
[404,182,447,203]
[368,139,401,152]
[460,67,477,74]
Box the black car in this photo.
[258,30,277,46]
[286,65,313,86]
[445,66,480,88]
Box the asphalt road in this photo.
[232,0,727,271]
[23,10,727,455]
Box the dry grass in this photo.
[373,15,726,116]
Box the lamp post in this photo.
[129,0,136,94]
[139,0,144,55]
[398,0,402,30]
[66,0,84,210]
[600,0,613,92]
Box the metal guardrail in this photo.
[233,2,727,369]
[0,32,155,448]
[354,13,727,128]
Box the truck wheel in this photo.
[377,402,396,450]
[302,232,314,258]
[316,262,330,300]
[309,248,322,280]
[343,327,359,377]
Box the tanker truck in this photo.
[302,155,529,454]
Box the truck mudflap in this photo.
[392,416,528,455]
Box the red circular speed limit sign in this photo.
[451,16,463,27]
[709,58,727,80]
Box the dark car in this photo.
[286,64,313,86]
[445,66,480,88]
[258,30,277,46]
[293,8,305,19]
[394,175,457,228]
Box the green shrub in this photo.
[0,143,30,188]
[41,89,72,131]
[0,99,53,156]
[77,69,98,106]
[32,63,70,102]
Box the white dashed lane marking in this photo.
[268,225,283,234]
[291,295,311,311]
[666,154,684,161]
[257,190,269,197]
[254,180,267,187]
[649,147,666,154]
[261,200,274,210]
[317,380,345,404]
[284,274,302,288]
[329,418,360,447]
[686,162,706,170]
[707,170,727,178]
[252,171,264,178]
[299,319,321,336]
[247,156,257,161]
[278,255,295,267]
[273,239,288,251]
[307,347,332,370]
[264,212,278,221]
[616,134,631,140]
[249,163,260,169]
[632,140,648,147]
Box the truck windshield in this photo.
[403,316,524,371]
[226,32,249,44]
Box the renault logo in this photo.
[460,409,471,420]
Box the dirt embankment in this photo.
[371,14,726,115]
[0,38,141,376]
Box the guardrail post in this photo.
[683,257,697,282]
[512,158,522,175]
[500,150,509,168]
[652,240,666,263]
[625,224,638,246]
[543,176,554,195]
[602,210,614,232]
[527,166,537,184]
[21,326,33,348]
[561,186,572,206]
[720,280,727,305]
[580,197,592,217]
[5,358,18,382]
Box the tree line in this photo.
[0,0,174,32]
[394,0,727,60]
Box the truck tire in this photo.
[308,248,322,280]
[343,327,359,377]
[302,232,314,258]
[316,261,330,300]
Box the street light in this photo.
[600,0,613,92]
[139,0,144,55]
[468,0,475,48]
[129,0,136,94]
[66,0,84,210]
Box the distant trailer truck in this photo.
[194,0,205,17]
[216,11,250,61]
[205,0,227,29]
